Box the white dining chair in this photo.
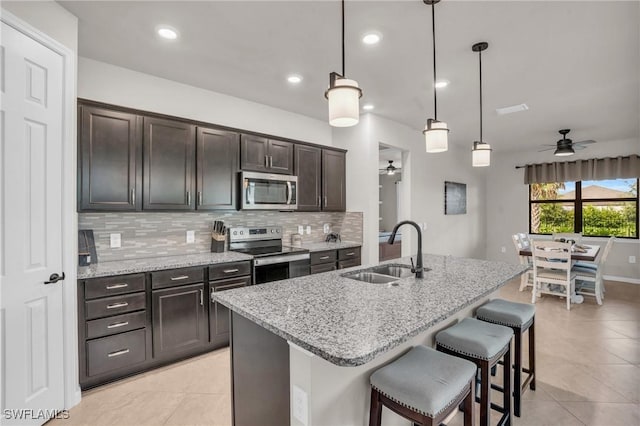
[552,232,583,244]
[573,236,614,305]
[531,239,576,310]
[512,233,533,291]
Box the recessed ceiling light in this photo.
[435,79,449,89]
[363,104,375,111]
[362,32,382,45]
[157,26,178,40]
[496,103,529,115]
[287,75,303,84]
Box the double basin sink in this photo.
[342,264,430,285]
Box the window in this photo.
[529,178,638,238]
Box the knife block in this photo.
[211,235,226,253]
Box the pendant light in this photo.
[325,0,362,127]
[386,160,397,175]
[423,0,449,153]
[471,41,492,167]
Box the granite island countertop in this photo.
[300,241,361,252]
[78,252,254,279]
[213,254,528,367]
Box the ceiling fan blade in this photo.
[573,145,587,150]
[540,144,558,147]
[538,147,556,152]
[574,139,596,145]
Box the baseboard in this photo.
[603,275,640,285]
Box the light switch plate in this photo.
[110,233,121,248]
[501,246,506,253]
[629,256,636,264]
[292,385,308,425]
[305,225,311,235]
[323,223,330,234]
[186,230,195,244]
[297,225,304,235]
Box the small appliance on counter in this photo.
[325,232,341,243]
[211,220,227,253]
[78,229,97,266]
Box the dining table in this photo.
[519,244,600,262]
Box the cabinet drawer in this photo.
[338,258,361,270]
[338,247,361,260]
[310,263,337,274]
[86,329,146,377]
[86,311,146,339]
[84,274,145,300]
[310,250,337,266]
[209,261,251,280]
[211,276,251,293]
[151,267,204,289]
[85,292,146,320]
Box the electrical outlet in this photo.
[292,385,308,425]
[186,230,195,244]
[306,225,311,235]
[323,223,330,234]
[110,233,121,248]
[297,225,304,235]
[501,246,506,253]
[629,256,636,264]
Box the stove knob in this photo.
[233,231,237,235]
[276,229,280,233]
[239,231,244,235]
[271,229,275,233]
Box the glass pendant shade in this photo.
[472,141,491,167]
[327,78,361,127]
[424,119,449,153]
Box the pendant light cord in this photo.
[341,0,345,77]
[431,2,437,120]
[479,48,483,143]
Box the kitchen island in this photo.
[213,254,527,426]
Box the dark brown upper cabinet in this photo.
[322,149,346,212]
[143,117,196,211]
[79,106,142,211]
[196,127,239,210]
[294,145,322,211]
[240,135,293,175]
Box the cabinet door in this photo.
[268,139,294,175]
[240,134,269,172]
[322,149,346,211]
[152,283,207,358]
[79,106,141,211]
[209,276,250,347]
[294,145,321,211]
[197,127,239,210]
[143,117,195,210]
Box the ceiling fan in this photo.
[539,129,596,156]
[379,160,401,175]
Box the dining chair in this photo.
[512,233,533,291]
[531,239,576,310]
[573,236,614,305]
[552,232,583,244]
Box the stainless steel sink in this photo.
[341,272,400,284]
[368,264,414,278]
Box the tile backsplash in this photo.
[79,211,363,262]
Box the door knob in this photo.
[45,272,65,284]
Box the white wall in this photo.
[333,113,487,265]
[78,57,333,147]
[486,138,640,281]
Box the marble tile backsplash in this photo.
[79,211,363,262]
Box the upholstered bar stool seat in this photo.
[477,299,536,418]
[369,345,476,426]
[436,318,513,426]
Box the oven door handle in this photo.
[253,253,310,266]
[286,181,292,205]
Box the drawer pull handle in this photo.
[170,275,189,281]
[200,289,204,306]
[107,349,130,358]
[107,321,129,329]
[106,283,129,290]
[223,269,239,274]
[319,256,330,260]
[346,252,355,256]
[106,302,129,309]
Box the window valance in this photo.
[523,154,640,184]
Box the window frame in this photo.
[529,178,639,239]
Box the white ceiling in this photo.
[60,1,640,154]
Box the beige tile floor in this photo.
[52,278,639,426]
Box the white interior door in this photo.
[0,20,66,425]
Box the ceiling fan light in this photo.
[326,77,362,127]
[386,160,396,175]
[472,141,491,167]
[423,119,449,153]
[554,145,575,156]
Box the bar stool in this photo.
[369,345,476,426]
[476,299,536,418]
[436,318,513,426]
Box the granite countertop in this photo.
[78,252,254,279]
[213,255,528,367]
[300,241,361,252]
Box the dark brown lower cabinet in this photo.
[209,276,251,347]
[152,283,207,359]
[308,246,361,274]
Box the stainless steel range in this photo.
[228,226,310,284]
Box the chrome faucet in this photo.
[388,220,424,278]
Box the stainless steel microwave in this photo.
[240,171,297,210]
